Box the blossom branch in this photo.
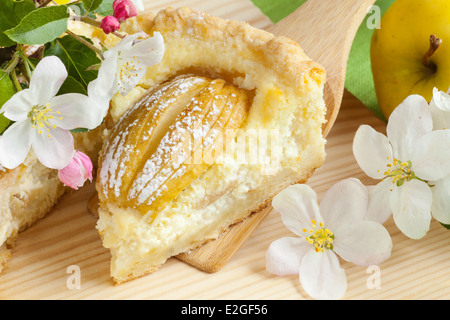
[2,51,21,75]
[37,0,54,8]
[10,68,22,92]
[65,29,104,59]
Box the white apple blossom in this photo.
[353,95,450,238]
[97,31,164,97]
[0,56,106,170]
[266,178,392,300]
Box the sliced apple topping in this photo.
[97,75,251,214]
[98,75,211,203]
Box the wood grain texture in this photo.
[2,92,449,300]
[0,0,449,300]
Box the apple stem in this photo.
[423,35,442,73]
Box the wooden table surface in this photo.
[0,0,449,300]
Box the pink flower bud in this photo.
[113,0,137,22]
[58,151,93,190]
[100,16,120,34]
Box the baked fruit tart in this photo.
[95,7,327,284]
[0,6,326,283]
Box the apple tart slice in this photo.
[96,7,327,284]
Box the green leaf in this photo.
[4,5,70,45]
[0,114,10,135]
[250,0,307,23]
[0,0,36,47]
[82,0,103,13]
[0,70,16,135]
[442,223,450,230]
[95,0,114,16]
[14,0,37,19]
[44,35,101,88]
[0,71,16,107]
[57,75,88,95]
[66,3,96,19]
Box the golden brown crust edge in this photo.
[122,7,326,91]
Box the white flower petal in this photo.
[126,32,165,66]
[116,62,147,96]
[386,95,432,160]
[29,56,67,105]
[87,59,115,121]
[366,180,393,224]
[431,87,450,111]
[89,93,110,123]
[1,89,36,121]
[0,121,32,169]
[430,175,450,224]
[100,32,164,97]
[31,127,75,169]
[92,51,118,100]
[265,237,310,276]
[272,184,322,236]
[430,88,450,130]
[353,125,392,179]
[107,33,142,57]
[131,0,144,11]
[333,220,392,266]
[409,130,450,181]
[50,93,105,130]
[299,249,347,300]
[390,179,432,239]
[319,178,368,230]
[115,33,165,96]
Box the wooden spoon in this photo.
[176,0,377,272]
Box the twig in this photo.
[65,29,104,59]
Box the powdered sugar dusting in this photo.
[99,75,210,203]
[129,81,227,206]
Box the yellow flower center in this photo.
[382,157,415,187]
[303,220,334,253]
[28,104,62,138]
[117,56,143,91]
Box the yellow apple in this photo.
[371,0,450,119]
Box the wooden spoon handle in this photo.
[267,0,376,136]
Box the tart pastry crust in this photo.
[96,7,327,284]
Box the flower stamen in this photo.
[383,158,416,187]
[28,103,61,138]
[116,54,146,94]
[304,219,334,253]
